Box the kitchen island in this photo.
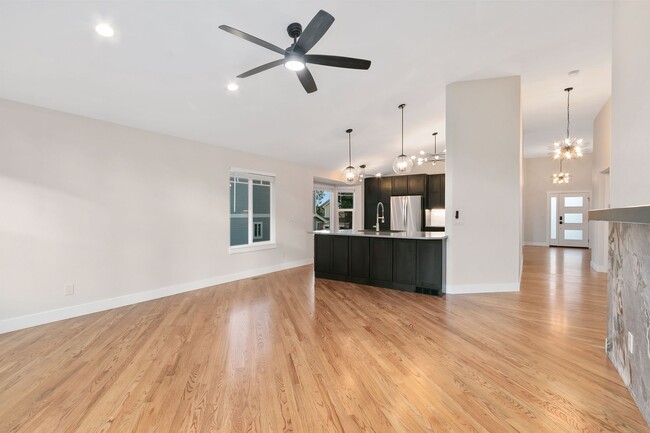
[313,230,446,295]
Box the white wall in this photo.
[523,154,593,245]
[445,76,522,293]
[0,99,338,332]
[611,2,650,207]
[590,98,611,272]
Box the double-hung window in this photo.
[337,190,355,230]
[229,170,275,253]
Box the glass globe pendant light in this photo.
[392,104,413,175]
[343,128,357,185]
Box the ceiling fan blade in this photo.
[219,25,286,56]
[304,55,371,70]
[237,59,285,78]
[296,66,317,94]
[294,10,335,54]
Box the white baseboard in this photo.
[524,242,548,247]
[590,260,607,273]
[0,258,313,335]
[446,282,520,294]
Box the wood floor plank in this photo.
[1,247,649,432]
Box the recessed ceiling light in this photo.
[568,69,580,77]
[375,173,382,178]
[227,82,239,92]
[95,23,115,38]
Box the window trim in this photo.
[313,184,357,231]
[229,170,276,254]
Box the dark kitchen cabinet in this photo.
[391,176,408,196]
[393,239,417,285]
[364,177,380,203]
[364,203,377,230]
[407,174,426,195]
[349,237,370,279]
[370,238,393,282]
[314,235,332,273]
[331,236,349,275]
[426,174,446,209]
[314,234,446,295]
[380,177,392,203]
[417,240,445,290]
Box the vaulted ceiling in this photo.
[0,1,612,175]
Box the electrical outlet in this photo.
[628,331,634,354]
[64,283,75,296]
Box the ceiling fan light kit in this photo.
[219,10,371,94]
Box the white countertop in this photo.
[312,229,447,240]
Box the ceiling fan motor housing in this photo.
[287,22,302,39]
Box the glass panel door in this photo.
[549,192,590,247]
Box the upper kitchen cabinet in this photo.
[426,174,446,209]
[380,177,392,203]
[391,174,425,196]
[391,176,408,196]
[364,177,380,203]
[407,174,426,195]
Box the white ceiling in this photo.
[0,1,612,175]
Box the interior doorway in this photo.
[548,192,590,248]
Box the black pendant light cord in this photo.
[565,87,572,139]
[399,104,406,155]
[346,128,353,167]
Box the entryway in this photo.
[548,192,590,248]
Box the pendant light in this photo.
[392,104,413,175]
[415,132,446,166]
[552,159,571,184]
[343,128,357,184]
[552,87,584,160]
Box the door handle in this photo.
[559,216,563,225]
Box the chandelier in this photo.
[551,87,584,183]
[414,132,445,166]
[342,128,365,184]
[552,87,584,161]
[552,160,571,184]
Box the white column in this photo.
[445,76,523,294]
[611,1,650,207]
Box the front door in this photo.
[549,192,590,248]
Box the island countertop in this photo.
[312,229,447,240]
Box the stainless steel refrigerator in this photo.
[390,196,422,232]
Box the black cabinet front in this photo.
[393,239,417,285]
[417,240,445,290]
[426,174,445,209]
[407,174,426,196]
[331,236,349,275]
[364,177,380,203]
[314,235,332,273]
[391,176,408,196]
[314,234,445,295]
[370,238,393,282]
[349,237,370,278]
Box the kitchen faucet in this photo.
[375,202,385,232]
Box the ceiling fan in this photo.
[219,10,371,94]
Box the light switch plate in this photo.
[64,283,75,296]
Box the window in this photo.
[313,185,356,231]
[313,188,332,230]
[337,191,354,230]
[230,171,275,253]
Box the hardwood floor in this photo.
[1,246,648,432]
